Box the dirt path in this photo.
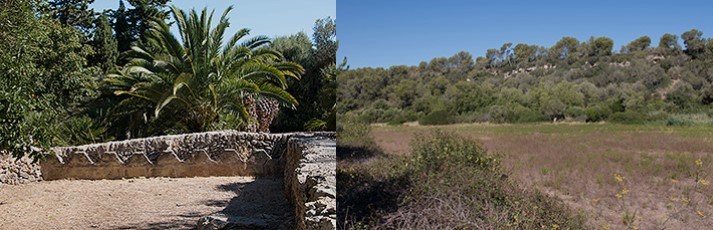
[0,176,291,230]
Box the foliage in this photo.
[411,131,500,172]
[2,1,326,160]
[418,110,454,125]
[272,17,338,132]
[1,0,99,159]
[90,14,119,72]
[337,113,374,147]
[49,0,97,35]
[340,29,713,125]
[104,5,303,137]
[111,0,170,53]
[609,111,647,124]
[54,116,112,146]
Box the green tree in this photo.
[387,79,419,109]
[112,0,170,53]
[682,29,705,58]
[313,17,337,68]
[2,0,99,159]
[658,33,681,52]
[49,0,96,35]
[550,37,580,64]
[113,0,133,52]
[105,5,303,135]
[485,48,500,68]
[624,36,651,53]
[272,17,338,132]
[446,51,474,80]
[666,81,697,110]
[514,43,536,67]
[90,14,119,72]
[591,36,614,57]
[1,0,52,159]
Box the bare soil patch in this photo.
[0,176,290,229]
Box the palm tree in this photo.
[105,5,303,134]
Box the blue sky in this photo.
[338,0,713,68]
[92,0,335,39]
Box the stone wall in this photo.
[284,133,337,229]
[0,152,42,185]
[40,131,291,180]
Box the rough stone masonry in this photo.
[284,133,337,229]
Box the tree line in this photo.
[338,30,713,125]
[0,0,336,159]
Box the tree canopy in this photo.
[340,30,713,125]
[1,0,334,160]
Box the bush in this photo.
[411,131,500,172]
[516,109,548,123]
[55,116,111,146]
[487,105,508,123]
[609,111,647,124]
[358,108,406,123]
[565,106,585,118]
[666,117,693,126]
[387,111,418,125]
[584,105,612,122]
[647,111,669,121]
[337,114,374,146]
[418,110,454,125]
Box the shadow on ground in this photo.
[337,144,383,163]
[111,178,292,230]
[112,213,201,229]
[336,143,410,228]
[213,178,293,229]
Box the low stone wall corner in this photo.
[284,133,337,230]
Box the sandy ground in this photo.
[0,176,290,230]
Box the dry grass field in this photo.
[371,123,713,229]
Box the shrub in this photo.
[516,109,548,123]
[647,111,669,121]
[565,106,585,118]
[337,114,374,146]
[609,111,647,124]
[584,105,612,122]
[418,110,454,125]
[387,111,418,125]
[411,130,500,173]
[666,117,693,126]
[488,105,508,123]
[358,108,406,123]
[55,116,111,146]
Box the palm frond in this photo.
[257,83,298,107]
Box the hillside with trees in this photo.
[0,0,336,160]
[338,30,713,125]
